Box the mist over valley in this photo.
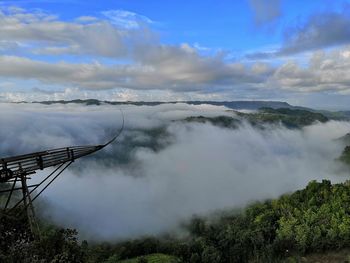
[1,101,349,242]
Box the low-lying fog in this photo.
[1,103,349,240]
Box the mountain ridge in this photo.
[18,99,303,110]
[12,99,350,120]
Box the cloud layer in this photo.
[0,6,155,58]
[1,103,349,240]
[248,7,350,58]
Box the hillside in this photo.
[183,115,240,128]
[254,107,329,128]
[183,107,329,129]
[2,180,350,262]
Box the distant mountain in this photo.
[28,99,305,110]
[15,99,350,121]
[31,99,104,106]
[185,100,300,110]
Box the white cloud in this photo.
[1,44,350,100]
[102,9,153,29]
[2,45,350,99]
[270,46,350,93]
[0,51,272,92]
[0,6,155,58]
[247,8,350,58]
[280,10,350,55]
[75,16,98,23]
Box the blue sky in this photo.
[10,0,340,49]
[0,0,350,109]
[3,0,330,51]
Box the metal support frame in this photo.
[0,162,73,239]
[20,172,39,237]
[4,176,18,209]
[0,109,124,238]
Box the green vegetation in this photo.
[175,180,350,262]
[184,115,240,128]
[2,180,350,262]
[246,108,328,128]
[116,253,179,263]
[184,108,329,129]
[0,213,85,263]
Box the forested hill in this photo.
[184,107,330,129]
[2,180,350,262]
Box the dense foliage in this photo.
[2,180,350,262]
[255,108,329,128]
[184,116,240,128]
[184,108,330,129]
[170,180,350,262]
[0,212,85,262]
[117,253,179,263]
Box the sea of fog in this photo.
[0,102,349,240]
